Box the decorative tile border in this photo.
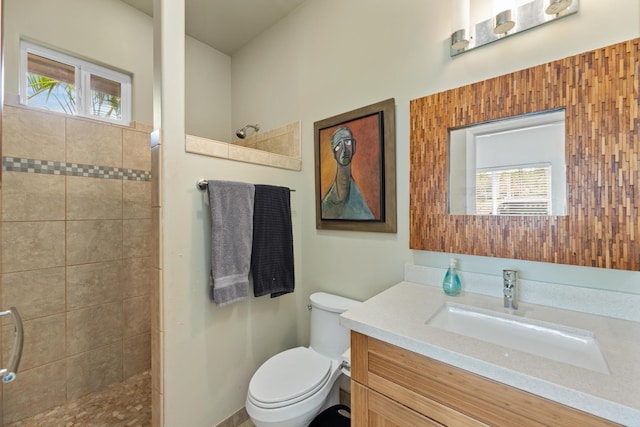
[2,157,151,181]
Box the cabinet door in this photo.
[352,381,442,427]
[352,332,620,427]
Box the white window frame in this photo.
[475,164,553,216]
[448,109,566,216]
[19,41,131,125]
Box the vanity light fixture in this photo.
[450,0,471,51]
[545,0,573,15]
[492,0,516,35]
[493,9,515,34]
[450,0,579,56]
[451,29,470,50]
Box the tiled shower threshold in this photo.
[5,371,151,426]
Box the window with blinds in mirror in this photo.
[448,109,566,217]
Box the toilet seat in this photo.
[248,347,332,409]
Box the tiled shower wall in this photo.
[0,105,153,424]
[150,130,163,427]
[232,121,301,158]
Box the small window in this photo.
[20,41,131,125]
[476,165,552,216]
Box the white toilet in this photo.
[246,292,360,427]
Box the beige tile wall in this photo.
[232,121,301,159]
[185,120,302,171]
[150,130,164,427]
[0,105,153,424]
[0,180,2,424]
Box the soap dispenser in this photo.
[442,258,462,296]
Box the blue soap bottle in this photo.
[442,258,461,296]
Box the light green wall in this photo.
[231,0,640,301]
[156,0,640,424]
[185,37,232,141]
[155,1,304,426]
[163,0,640,424]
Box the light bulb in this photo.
[545,0,572,15]
[451,0,470,33]
[493,0,515,14]
[493,0,516,34]
[451,0,470,50]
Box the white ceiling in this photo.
[119,0,306,56]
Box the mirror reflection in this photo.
[448,109,567,216]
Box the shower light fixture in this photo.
[449,0,579,56]
[235,124,260,139]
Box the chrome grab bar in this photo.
[0,307,24,383]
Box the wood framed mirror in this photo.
[410,38,639,271]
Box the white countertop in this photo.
[340,281,640,426]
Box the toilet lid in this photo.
[248,347,332,408]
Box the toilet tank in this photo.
[309,292,361,359]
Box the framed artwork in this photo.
[314,98,396,232]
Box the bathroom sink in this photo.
[426,303,610,374]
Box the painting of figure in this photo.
[319,117,382,220]
[314,98,396,232]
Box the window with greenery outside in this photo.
[26,52,124,122]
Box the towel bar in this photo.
[196,179,295,191]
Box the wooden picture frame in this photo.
[314,98,396,232]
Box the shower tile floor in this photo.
[5,371,151,427]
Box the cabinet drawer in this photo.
[352,332,619,427]
[352,381,443,427]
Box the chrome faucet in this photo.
[503,269,518,310]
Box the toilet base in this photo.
[247,374,342,427]
[318,380,340,413]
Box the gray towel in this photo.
[207,180,255,306]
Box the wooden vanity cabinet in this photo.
[350,332,619,427]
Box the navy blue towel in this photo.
[251,185,295,298]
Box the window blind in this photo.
[476,165,552,215]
